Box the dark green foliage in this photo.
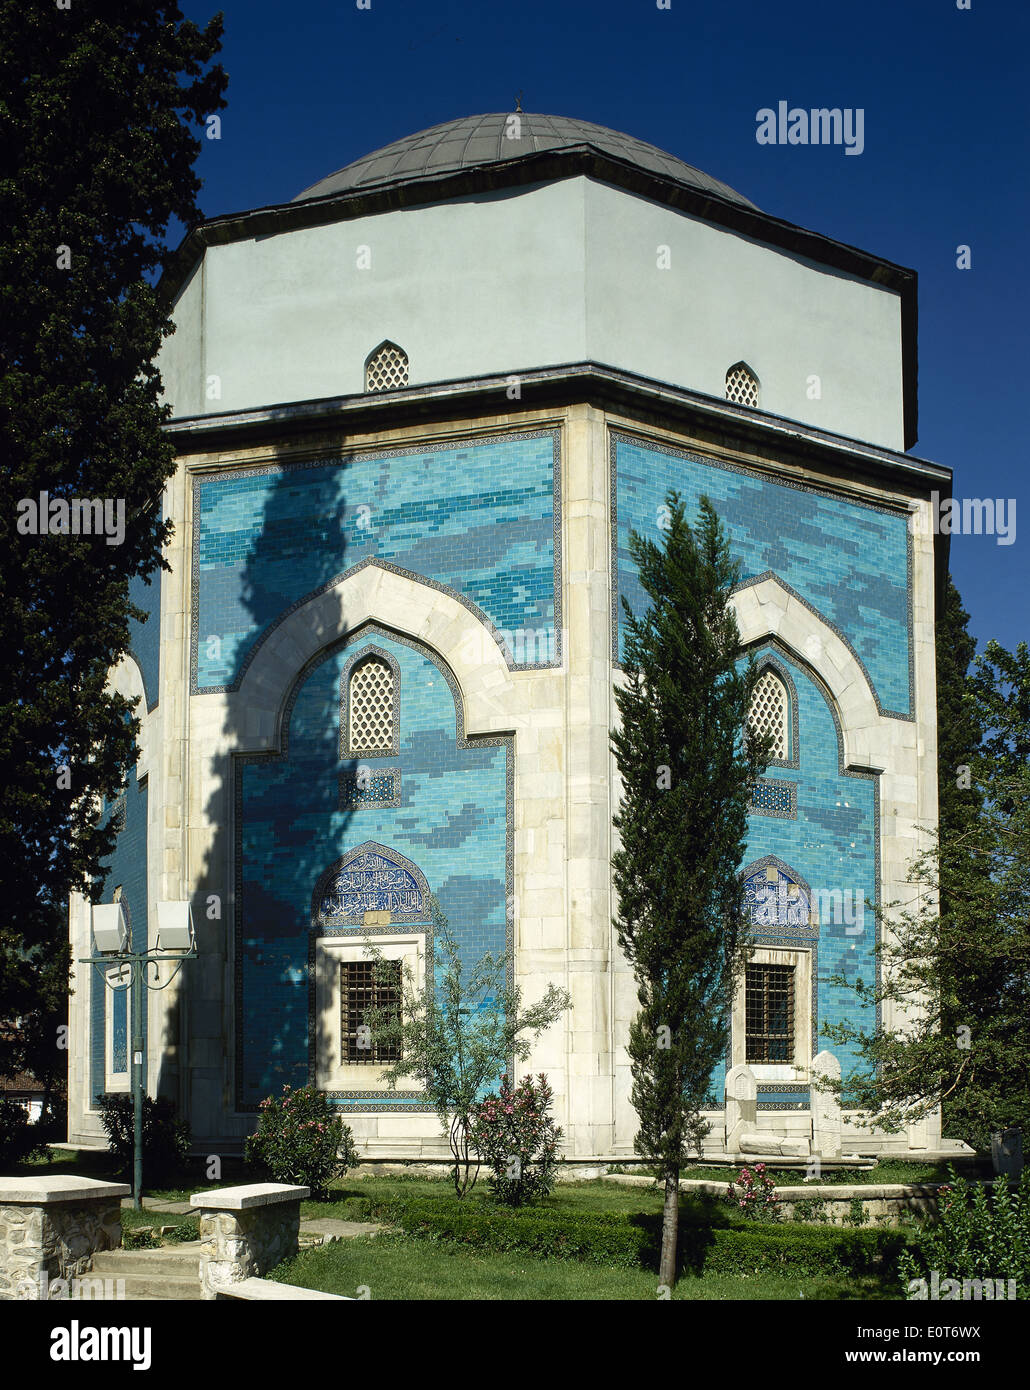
[122,1226,157,1250]
[350,1190,907,1278]
[0,1096,41,1165]
[98,1092,191,1181]
[898,1169,1030,1297]
[935,575,983,853]
[245,1084,359,1200]
[0,1,226,1075]
[610,491,771,1280]
[824,626,1030,1150]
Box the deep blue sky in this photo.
[179,0,1028,658]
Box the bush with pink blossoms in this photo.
[726,1162,781,1220]
[469,1073,563,1207]
[245,1083,358,1199]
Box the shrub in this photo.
[726,1162,780,1220]
[98,1093,191,1180]
[897,1167,1030,1296]
[245,1084,358,1200]
[357,1191,907,1278]
[123,1226,156,1250]
[0,1096,39,1166]
[32,1094,67,1154]
[469,1073,563,1206]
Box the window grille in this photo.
[348,658,395,755]
[748,669,789,760]
[340,960,401,1063]
[725,362,759,407]
[365,342,408,392]
[745,963,795,1063]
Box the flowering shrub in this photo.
[245,1084,358,1200]
[726,1162,780,1220]
[469,1073,563,1207]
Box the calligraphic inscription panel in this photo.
[318,851,426,922]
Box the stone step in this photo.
[109,1271,203,1301]
[92,1247,202,1276]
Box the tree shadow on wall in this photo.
[188,436,366,1158]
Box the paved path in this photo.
[299,1218,384,1242]
[119,1197,193,1214]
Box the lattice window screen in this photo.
[365,342,409,392]
[725,362,759,407]
[349,658,395,754]
[340,960,401,1063]
[745,963,795,1064]
[749,669,789,760]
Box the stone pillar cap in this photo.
[0,1176,131,1204]
[190,1183,310,1210]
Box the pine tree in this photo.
[0,3,226,1076]
[611,492,770,1288]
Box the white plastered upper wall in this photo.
[157,176,906,450]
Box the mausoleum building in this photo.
[67,112,952,1160]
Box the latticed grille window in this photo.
[745,964,795,1063]
[349,657,395,754]
[365,342,408,392]
[725,362,759,407]
[340,960,401,1063]
[748,669,789,760]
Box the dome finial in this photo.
[514,91,524,114]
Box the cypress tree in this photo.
[611,492,770,1288]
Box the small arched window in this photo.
[725,361,759,408]
[748,668,790,761]
[347,656,396,756]
[365,341,409,393]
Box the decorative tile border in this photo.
[757,1083,812,1112]
[608,427,915,721]
[190,427,562,695]
[232,620,515,1114]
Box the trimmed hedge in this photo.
[350,1193,908,1278]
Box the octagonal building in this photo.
[67,112,952,1162]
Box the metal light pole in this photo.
[84,901,196,1210]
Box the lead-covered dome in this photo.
[293,111,757,208]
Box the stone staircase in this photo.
[89,1245,204,1301]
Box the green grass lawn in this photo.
[1,1151,962,1296]
[268,1231,895,1301]
[270,1175,907,1300]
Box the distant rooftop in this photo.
[293,111,758,209]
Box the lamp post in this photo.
[83,900,196,1210]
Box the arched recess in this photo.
[231,559,516,756]
[730,573,885,774]
[738,854,820,1071]
[107,652,154,781]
